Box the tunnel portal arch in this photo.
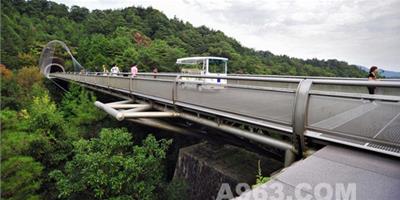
[39,40,83,78]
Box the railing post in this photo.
[129,75,132,93]
[284,149,296,167]
[107,74,110,89]
[293,79,313,157]
[172,75,181,105]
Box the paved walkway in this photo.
[235,145,400,200]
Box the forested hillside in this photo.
[1,0,367,77]
[1,65,187,199]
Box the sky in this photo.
[52,0,400,72]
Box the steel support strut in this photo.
[293,79,313,156]
[94,101,179,121]
[136,99,297,167]
[95,99,297,166]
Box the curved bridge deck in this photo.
[51,72,400,158]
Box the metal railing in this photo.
[51,72,400,157]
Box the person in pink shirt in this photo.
[131,63,138,77]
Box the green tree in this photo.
[1,0,368,77]
[0,13,24,68]
[1,68,111,199]
[69,5,89,22]
[0,109,43,200]
[0,65,19,109]
[25,92,77,199]
[50,128,172,199]
[137,39,186,72]
[28,94,67,140]
[1,156,44,200]
[60,83,106,137]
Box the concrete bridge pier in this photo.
[173,142,283,200]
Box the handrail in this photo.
[230,73,400,81]
[69,71,400,81]
[65,72,303,83]
[176,74,303,83]
[63,71,400,85]
[309,90,400,101]
[50,72,400,158]
[312,79,400,87]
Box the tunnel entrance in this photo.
[44,64,65,78]
[39,40,85,78]
[43,57,65,78]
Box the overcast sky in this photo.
[53,0,400,72]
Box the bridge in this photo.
[41,40,400,199]
[48,71,400,164]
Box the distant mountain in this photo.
[357,66,400,78]
[357,66,369,72]
[380,69,400,78]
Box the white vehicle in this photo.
[176,56,228,85]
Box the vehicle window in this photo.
[208,60,225,74]
[180,63,203,74]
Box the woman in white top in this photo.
[110,64,120,76]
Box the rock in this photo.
[173,142,283,200]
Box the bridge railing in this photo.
[52,72,400,157]
[230,73,400,81]
[304,80,400,156]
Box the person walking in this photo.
[152,66,158,78]
[102,64,109,75]
[367,66,378,94]
[110,64,120,76]
[131,63,138,77]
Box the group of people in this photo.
[101,63,158,78]
[99,64,380,94]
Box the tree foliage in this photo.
[27,94,76,171]
[1,67,175,199]
[50,128,172,199]
[1,0,367,77]
[1,109,43,200]
[1,156,43,200]
[0,68,106,199]
[0,65,46,110]
[60,83,106,137]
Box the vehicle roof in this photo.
[176,56,228,64]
